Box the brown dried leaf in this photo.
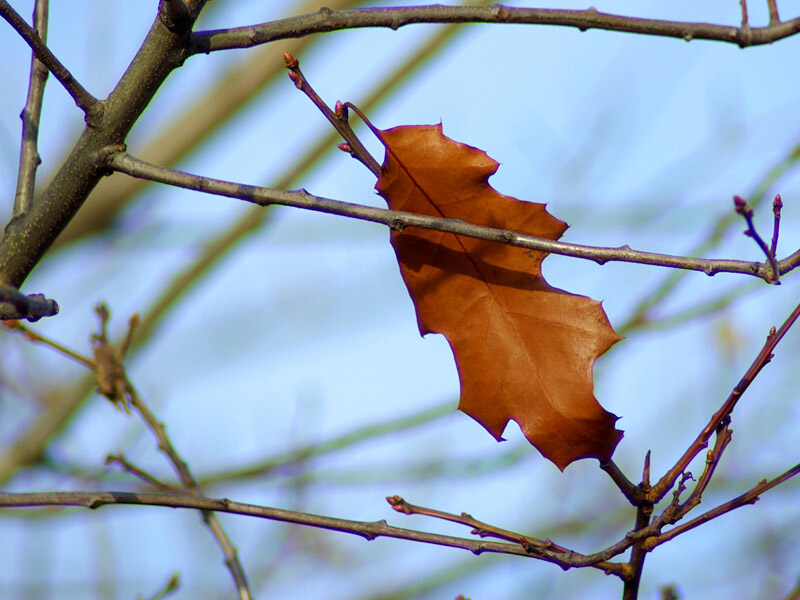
[374,124,622,470]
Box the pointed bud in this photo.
[283,52,299,69]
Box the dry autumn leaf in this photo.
[372,123,623,470]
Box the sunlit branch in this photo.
[191,5,800,54]
[649,461,800,548]
[0,0,98,114]
[0,490,545,560]
[108,151,800,282]
[651,299,800,502]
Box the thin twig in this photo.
[618,136,800,334]
[651,299,800,502]
[767,0,781,25]
[0,490,555,560]
[734,195,780,283]
[0,0,98,114]
[648,461,800,548]
[107,151,800,282]
[740,0,749,28]
[6,309,254,600]
[3,320,90,368]
[105,453,182,493]
[284,52,380,176]
[198,401,452,485]
[771,194,783,256]
[13,0,49,217]
[190,5,800,54]
[90,308,253,600]
[600,460,643,505]
[145,573,181,600]
[385,495,625,577]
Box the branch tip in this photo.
[283,51,298,69]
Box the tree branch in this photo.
[386,495,627,577]
[13,0,49,217]
[0,2,211,288]
[0,0,98,114]
[0,490,549,560]
[648,461,800,548]
[107,151,800,282]
[651,299,800,502]
[190,5,800,54]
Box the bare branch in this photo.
[191,5,800,54]
[651,300,800,502]
[284,52,380,176]
[600,460,644,506]
[772,194,783,256]
[734,195,780,283]
[0,0,98,114]
[13,0,49,217]
[767,0,781,25]
[107,151,800,282]
[0,490,546,560]
[89,307,253,600]
[386,495,627,577]
[0,2,211,288]
[649,461,800,548]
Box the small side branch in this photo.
[284,52,380,176]
[386,495,625,576]
[649,461,800,548]
[107,151,800,283]
[652,300,800,501]
[0,0,98,114]
[13,0,49,217]
[771,194,783,257]
[767,0,781,25]
[600,459,644,505]
[0,284,59,321]
[734,195,780,283]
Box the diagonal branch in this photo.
[107,151,800,282]
[191,5,800,54]
[0,0,98,114]
[648,460,800,549]
[651,299,800,502]
[0,1,211,289]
